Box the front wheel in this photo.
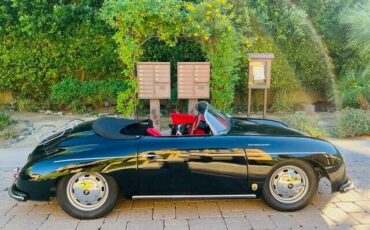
[57,172,119,219]
[262,160,318,211]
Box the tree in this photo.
[338,1,370,109]
[101,0,245,115]
[100,0,183,116]
[341,1,370,61]
[183,0,242,112]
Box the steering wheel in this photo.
[191,113,203,135]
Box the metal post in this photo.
[247,88,252,118]
[188,99,198,115]
[263,88,267,118]
[150,99,160,130]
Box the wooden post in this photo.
[137,62,171,130]
[247,53,274,119]
[188,99,198,115]
[150,99,160,130]
[263,88,267,118]
[247,88,252,118]
[135,94,139,120]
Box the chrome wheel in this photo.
[66,173,109,211]
[269,165,309,203]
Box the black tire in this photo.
[262,160,318,211]
[56,173,120,219]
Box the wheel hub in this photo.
[269,165,309,203]
[67,173,109,211]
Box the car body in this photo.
[9,101,353,219]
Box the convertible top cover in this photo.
[92,117,153,139]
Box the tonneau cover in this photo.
[92,117,153,139]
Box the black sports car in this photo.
[9,101,353,219]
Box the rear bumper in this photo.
[8,184,28,202]
[338,178,354,193]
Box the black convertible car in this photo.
[9,101,353,219]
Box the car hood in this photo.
[228,117,306,136]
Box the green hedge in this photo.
[50,78,127,111]
[0,0,367,114]
[0,0,122,100]
[282,113,328,138]
[337,108,370,137]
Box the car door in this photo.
[136,135,249,196]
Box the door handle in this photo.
[143,152,158,160]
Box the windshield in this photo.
[195,101,231,135]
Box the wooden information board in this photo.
[177,62,210,99]
[247,53,274,118]
[248,53,274,89]
[137,62,171,99]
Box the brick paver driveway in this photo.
[0,139,369,230]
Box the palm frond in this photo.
[341,2,370,59]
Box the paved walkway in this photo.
[0,139,369,230]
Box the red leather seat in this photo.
[193,129,206,135]
[146,128,162,136]
[170,113,196,125]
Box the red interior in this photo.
[193,128,206,135]
[146,128,162,136]
[170,113,205,135]
[146,113,206,136]
[170,113,196,125]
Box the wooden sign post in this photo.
[247,53,274,118]
[177,62,210,114]
[137,62,171,130]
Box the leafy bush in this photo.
[338,67,370,109]
[340,1,370,61]
[50,78,82,108]
[338,2,370,110]
[337,108,370,137]
[282,113,327,138]
[50,78,127,111]
[0,0,122,101]
[270,90,297,113]
[16,99,43,112]
[0,113,11,130]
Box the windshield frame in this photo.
[196,101,231,135]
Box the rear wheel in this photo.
[262,160,318,211]
[57,172,119,219]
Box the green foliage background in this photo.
[50,78,127,112]
[0,0,122,100]
[282,113,328,138]
[0,0,369,114]
[337,108,370,137]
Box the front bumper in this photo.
[338,178,354,193]
[8,184,28,201]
